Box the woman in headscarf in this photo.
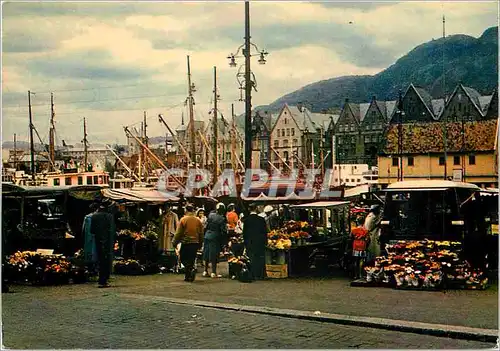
[197,208,207,229]
[202,203,227,278]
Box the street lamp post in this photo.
[227,0,268,170]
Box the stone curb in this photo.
[118,293,499,343]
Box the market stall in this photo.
[357,180,491,290]
[264,201,351,278]
[102,188,180,275]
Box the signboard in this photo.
[452,169,463,182]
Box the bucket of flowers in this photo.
[290,231,311,247]
[113,259,145,275]
[39,256,71,285]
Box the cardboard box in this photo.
[266,264,288,279]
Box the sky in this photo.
[2,1,498,146]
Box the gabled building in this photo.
[359,96,396,166]
[378,83,497,187]
[251,111,276,170]
[440,84,489,122]
[269,103,332,170]
[389,84,436,124]
[332,99,361,164]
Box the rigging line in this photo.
[3,93,177,108]
[26,82,161,94]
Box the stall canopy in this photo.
[385,180,481,192]
[241,191,315,202]
[102,188,179,203]
[344,184,370,198]
[2,184,104,200]
[291,201,350,209]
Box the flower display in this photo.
[364,239,487,290]
[267,239,292,250]
[5,251,85,285]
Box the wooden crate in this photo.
[266,264,288,279]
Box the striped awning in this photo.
[102,188,179,203]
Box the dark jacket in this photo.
[204,212,227,242]
[243,213,268,249]
[90,210,116,256]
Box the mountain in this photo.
[259,26,498,113]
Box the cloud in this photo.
[1,1,497,144]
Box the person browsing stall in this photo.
[172,204,204,282]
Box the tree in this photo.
[113,144,126,155]
[104,160,115,177]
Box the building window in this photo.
[392,157,398,167]
[350,124,355,132]
[291,128,295,136]
[87,176,92,185]
[439,156,445,166]
[286,128,290,136]
[469,155,476,165]
[453,156,460,165]
[283,140,289,147]
[283,151,289,160]
[408,157,414,166]
[274,140,279,148]
[93,176,98,184]
[282,130,285,137]
[293,139,298,146]
[53,178,60,186]
[78,176,83,185]
[65,177,72,186]
[276,129,280,136]
[284,118,287,125]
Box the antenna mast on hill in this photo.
[441,12,448,180]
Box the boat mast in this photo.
[83,117,88,170]
[187,55,196,167]
[139,122,143,181]
[231,103,237,173]
[13,133,17,171]
[49,92,56,172]
[28,90,35,181]
[213,66,219,181]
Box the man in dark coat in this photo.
[243,203,268,280]
[90,199,116,288]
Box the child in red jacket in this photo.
[351,219,369,279]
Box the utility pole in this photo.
[187,55,196,166]
[83,117,88,171]
[244,0,252,170]
[28,90,35,181]
[213,66,219,180]
[320,125,325,178]
[49,93,56,172]
[13,133,17,171]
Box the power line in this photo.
[3,101,187,117]
[21,82,162,95]
[3,92,179,108]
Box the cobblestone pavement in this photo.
[2,289,495,349]
[3,262,497,332]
